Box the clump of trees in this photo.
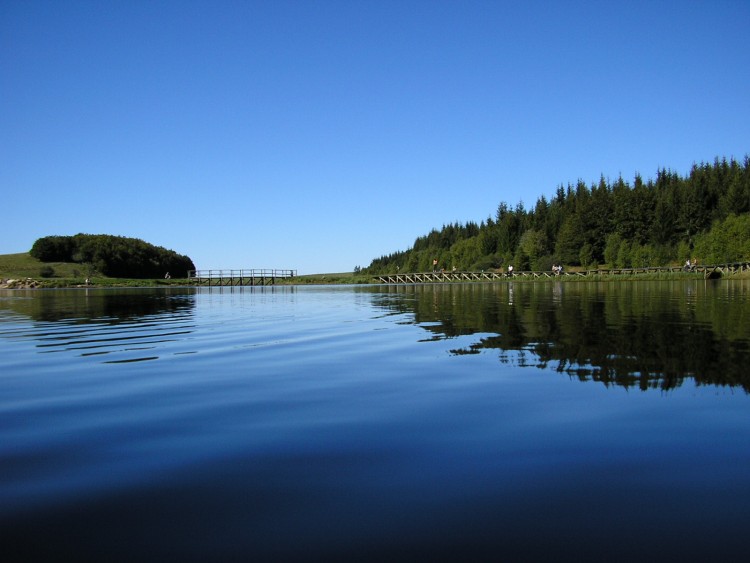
[30,234,196,279]
[365,156,750,274]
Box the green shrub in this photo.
[39,265,55,278]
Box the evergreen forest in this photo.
[30,234,196,279]
[364,156,750,274]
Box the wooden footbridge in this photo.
[376,262,750,284]
[188,269,296,286]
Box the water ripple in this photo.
[0,299,196,363]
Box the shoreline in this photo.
[3,270,749,290]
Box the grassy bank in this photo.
[0,252,190,288]
[0,252,87,279]
[285,272,374,284]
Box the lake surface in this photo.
[2,281,749,561]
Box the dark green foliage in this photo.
[693,214,750,264]
[364,156,750,274]
[30,236,76,262]
[30,234,196,279]
[39,265,55,278]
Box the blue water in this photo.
[1,283,749,561]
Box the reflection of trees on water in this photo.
[369,281,750,392]
[0,288,197,323]
[0,289,198,361]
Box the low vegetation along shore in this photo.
[1,252,747,290]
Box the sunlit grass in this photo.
[0,252,87,279]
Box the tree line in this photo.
[30,234,196,279]
[364,156,750,274]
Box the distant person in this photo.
[165,272,171,279]
[433,259,438,272]
[507,265,514,275]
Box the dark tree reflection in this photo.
[368,281,750,392]
[0,287,197,323]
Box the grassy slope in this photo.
[0,252,87,279]
[0,252,182,287]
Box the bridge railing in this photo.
[187,269,297,285]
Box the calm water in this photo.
[2,281,749,561]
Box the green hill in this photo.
[0,252,88,280]
[0,251,198,288]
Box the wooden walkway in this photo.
[376,262,750,284]
[188,269,296,286]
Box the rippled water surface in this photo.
[2,282,750,561]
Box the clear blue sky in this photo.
[2,0,748,274]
